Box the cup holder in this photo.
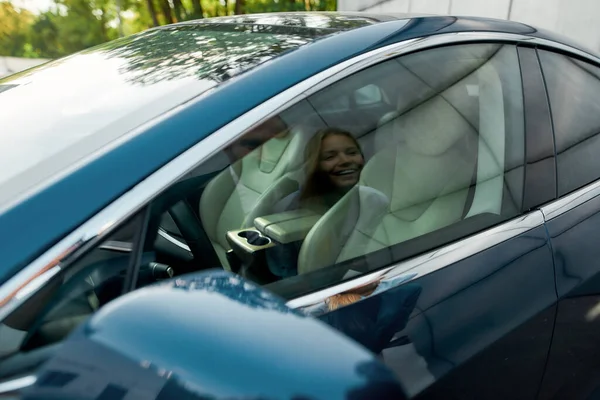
[237,230,270,246]
[227,229,274,255]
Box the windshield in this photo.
[0,23,328,211]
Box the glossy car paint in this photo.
[539,193,600,399]
[410,225,556,400]
[527,45,600,399]
[20,271,406,400]
[319,224,556,399]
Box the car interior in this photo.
[0,43,526,376]
[152,42,523,288]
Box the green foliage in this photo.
[0,2,35,57]
[95,24,320,84]
[29,12,61,58]
[0,0,337,59]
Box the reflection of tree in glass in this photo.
[159,270,301,315]
[96,23,331,85]
[205,13,380,30]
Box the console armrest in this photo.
[254,209,321,244]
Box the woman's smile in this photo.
[319,134,365,191]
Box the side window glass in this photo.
[538,50,600,196]
[314,94,351,113]
[142,43,525,300]
[271,43,525,296]
[0,212,145,355]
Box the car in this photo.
[1,10,600,400]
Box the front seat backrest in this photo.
[200,129,306,270]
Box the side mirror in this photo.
[20,270,407,400]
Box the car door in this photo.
[282,43,559,399]
[139,39,557,399]
[536,48,600,400]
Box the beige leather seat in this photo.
[244,167,307,219]
[200,128,308,270]
[297,44,511,275]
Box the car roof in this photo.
[0,12,596,282]
[172,11,598,54]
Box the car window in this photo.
[140,43,525,299]
[0,24,328,212]
[0,211,149,356]
[538,50,600,196]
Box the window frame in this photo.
[0,208,148,387]
[5,208,147,323]
[535,45,600,198]
[518,45,558,210]
[2,32,599,327]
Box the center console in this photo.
[225,208,322,283]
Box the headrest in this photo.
[258,131,293,173]
[235,123,299,174]
[397,96,472,156]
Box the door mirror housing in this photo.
[20,270,407,400]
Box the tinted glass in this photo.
[538,50,600,196]
[0,23,325,210]
[141,43,525,299]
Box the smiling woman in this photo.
[299,127,366,213]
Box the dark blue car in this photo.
[1,11,600,399]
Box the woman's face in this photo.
[318,134,364,191]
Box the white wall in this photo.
[0,56,48,78]
[339,0,600,53]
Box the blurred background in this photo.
[0,0,336,76]
[1,0,599,77]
